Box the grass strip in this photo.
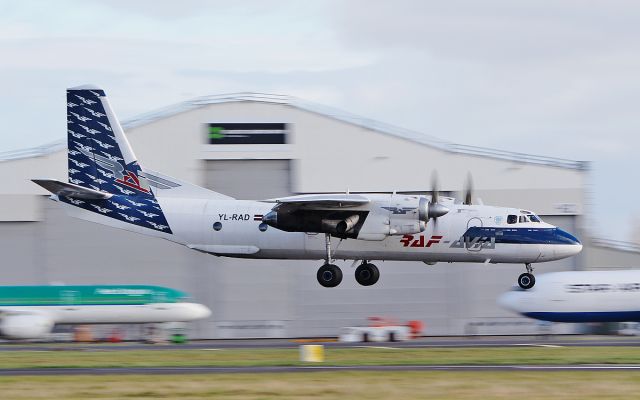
[0,346,640,369]
[2,371,640,399]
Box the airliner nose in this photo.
[497,291,519,313]
[496,292,513,310]
[497,289,529,316]
[185,303,212,320]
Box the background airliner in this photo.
[0,285,210,340]
[34,85,582,289]
[499,270,640,322]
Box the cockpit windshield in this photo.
[528,214,541,223]
[507,213,542,224]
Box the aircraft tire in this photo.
[317,264,343,287]
[518,273,535,289]
[355,263,380,286]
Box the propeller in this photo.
[421,171,449,223]
[431,171,439,205]
[463,172,473,205]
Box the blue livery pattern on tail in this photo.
[63,86,172,234]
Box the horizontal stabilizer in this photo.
[32,179,112,200]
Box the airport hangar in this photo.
[1,92,639,339]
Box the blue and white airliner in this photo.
[34,85,583,289]
[499,270,640,322]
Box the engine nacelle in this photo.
[354,195,426,240]
[264,210,367,238]
[336,215,360,235]
[0,314,54,340]
[320,215,360,235]
[388,195,427,236]
[263,193,449,241]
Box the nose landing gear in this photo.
[518,263,535,289]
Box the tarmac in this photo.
[2,364,640,376]
[1,335,640,352]
[2,335,640,375]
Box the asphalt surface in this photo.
[2,336,640,375]
[2,335,640,351]
[2,364,640,376]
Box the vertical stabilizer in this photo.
[63,85,172,234]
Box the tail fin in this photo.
[67,85,151,197]
[61,85,172,234]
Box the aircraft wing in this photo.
[268,193,370,209]
[32,179,113,200]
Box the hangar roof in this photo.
[0,92,588,171]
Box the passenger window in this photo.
[507,215,517,224]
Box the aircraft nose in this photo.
[554,228,581,246]
[497,291,519,313]
[553,228,583,257]
[570,242,583,256]
[497,289,528,315]
[185,303,212,320]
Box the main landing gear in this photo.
[316,234,380,288]
[317,234,343,288]
[355,262,380,286]
[517,263,536,290]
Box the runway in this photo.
[2,364,640,376]
[1,335,640,352]
[2,336,639,376]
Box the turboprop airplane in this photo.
[499,270,640,322]
[0,285,211,340]
[33,85,582,289]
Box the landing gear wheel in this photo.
[518,273,535,289]
[317,264,343,288]
[355,263,380,286]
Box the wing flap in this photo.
[268,193,370,209]
[32,179,112,200]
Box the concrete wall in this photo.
[584,244,640,270]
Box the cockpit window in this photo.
[519,215,527,223]
[507,215,517,224]
[528,214,541,223]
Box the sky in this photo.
[0,0,638,242]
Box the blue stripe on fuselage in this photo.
[524,311,640,323]
[463,227,580,245]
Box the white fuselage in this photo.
[3,302,211,325]
[499,270,640,322]
[150,196,581,264]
